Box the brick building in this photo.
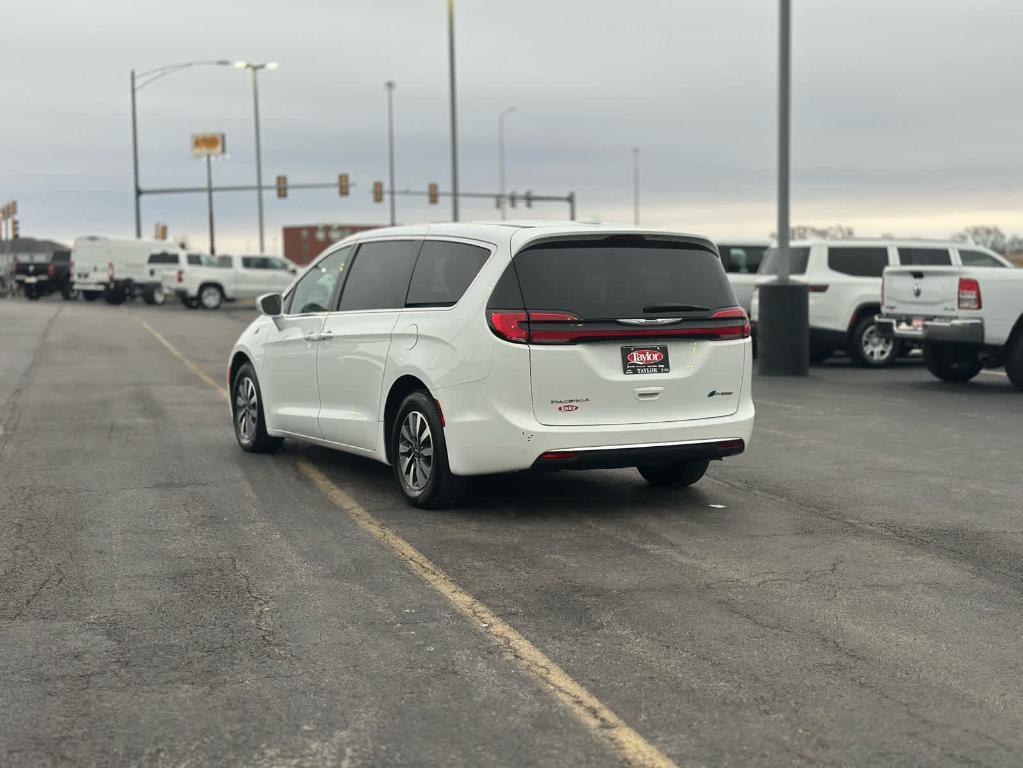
[282,224,378,265]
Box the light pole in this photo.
[498,107,515,220]
[234,61,278,253]
[385,81,397,226]
[631,146,640,226]
[447,0,460,221]
[758,0,809,376]
[130,60,232,238]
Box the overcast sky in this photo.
[3,0,1022,252]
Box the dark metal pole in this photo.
[206,155,216,255]
[568,192,576,221]
[251,67,265,252]
[130,69,141,238]
[447,0,459,221]
[385,81,397,226]
[777,0,791,282]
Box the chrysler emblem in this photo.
[618,318,680,325]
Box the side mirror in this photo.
[258,292,283,317]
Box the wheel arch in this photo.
[382,374,435,466]
[848,302,882,336]
[228,350,253,392]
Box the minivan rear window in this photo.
[759,247,810,275]
[511,238,736,318]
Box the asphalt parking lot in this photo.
[2,297,1021,767]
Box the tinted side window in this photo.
[285,247,352,314]
[269,257,291,270]
[216,255,232,268]
[241,256,274,269]
[898,247,951,266]
[487,263,525,309]
[959,249,1005,268]
[147,252,179,265]
[406,241,489,307]
[338,240,419,311]
[719,245,766,274]
[827,247,889,277]
[760,247,810,275]
[187,254,201,266]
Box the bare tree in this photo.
[951,225,1008,253]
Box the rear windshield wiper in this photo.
[642,303,709,313]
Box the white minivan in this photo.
[228,223,754,508]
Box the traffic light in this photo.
[155,223,168,240]
[428,183,439,205]
[11,218,19,238]
[276,175,288,199]
[373,181,384,203]
[338,173,350,197]
[525,191,533,208]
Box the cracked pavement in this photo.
[1,298,1021,767]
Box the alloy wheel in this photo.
[201,286,221,309]
[861,323,894,364]
[397,411,434,493]
[235,377,258,443]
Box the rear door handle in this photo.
[319,330,333,341]
[303,332,322,342]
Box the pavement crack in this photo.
[225,553,295,660]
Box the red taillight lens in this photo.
[177,270,184,284]
[808,284,829,293]
[958,277,981,310]
[709,307,751,339]
[48,264,56,277]
[107,261,115,280]
[488,311,529,342]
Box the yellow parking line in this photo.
[142,318,679,768]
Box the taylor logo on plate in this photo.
[627,349,664,365]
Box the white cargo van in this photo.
[72,236,183,305]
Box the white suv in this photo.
[228,223,754,508]
[749,239,1010,365]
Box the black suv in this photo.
[15,251,77,300]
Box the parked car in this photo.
[876,261,1022,389]
[749,239,1011,366]
[227,223,754,508]
[719,240,770,313]
[168,253,296,309]
[14,250,77,300]
[72,236,182,304]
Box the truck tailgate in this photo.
[883,267,960,316]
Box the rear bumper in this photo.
[875,315,983,345]
[532,438,745,470]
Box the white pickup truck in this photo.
[876,265,1023,390]
[163,253,297,309]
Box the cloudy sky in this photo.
[4,0,1022,252]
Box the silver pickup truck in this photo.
[876,264,1023,390]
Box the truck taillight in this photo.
[48,264,57,278]
[177,270,184,283]
[958,277,982,310]
[107,262,115,280]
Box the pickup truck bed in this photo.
[877,265,1023,390]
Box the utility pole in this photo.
[250,67,265,252]
[447,0,460,221]
[758,0,809,376]
[130,70,141,238]
[385,81,397,226]
[632,146,640,226]
[498,107,515,220]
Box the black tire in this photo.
[1001,334,1023,391]
[849,316,895,367]
[83,291,101,302]
[923,343,982,383]
[391,391,466,509]
[180,295,200,309]
[24,286,39,301]
[232,363,283,453]
[143,284,167,306]
[61,288,80,301]
[103,286,126,305]
[638,459,711,487]
[198,283,223,310]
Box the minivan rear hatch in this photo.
[491,235,748,427]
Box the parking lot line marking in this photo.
[980,370,1008,378]
[140,320,229,400]
[297,459,678,768]
[142,317,679,768]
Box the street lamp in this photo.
[498,107,515,220]
[233,61,278,253]
[385,81,397,226]
[130,60,233,238]
[447,0,459,221]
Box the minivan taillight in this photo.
[709,308,752,339]
[958,277,981,310]
[487,311,579,343]
[487,308,751,343]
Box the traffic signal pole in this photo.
[205,155,216,254]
